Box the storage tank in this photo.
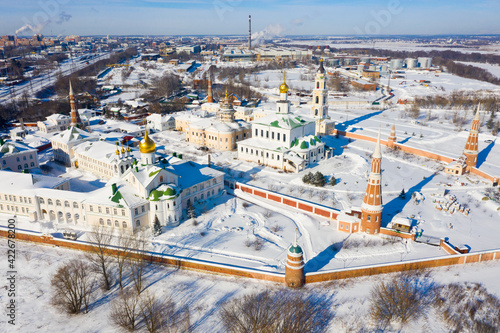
[343,58,355,66]
[390,59,403,69]
[360,57,371,64]
[405,58,418,69]
[418,57,432,69]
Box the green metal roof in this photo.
[289,245,303,254]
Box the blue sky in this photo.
[1,0,499,36]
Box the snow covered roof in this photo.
[238,137,289,152]
[167,161,223,189]
[50,126,97,145]
[289,135,324,153]
[0,140,37,157]
[253,113,313,130]
[0,170,70,195]
[337,213,360,223]
[46,114,70,121]
[74,141,140,164]
[190,119,250,133]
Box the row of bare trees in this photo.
[51,226,191,332]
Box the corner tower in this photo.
[285,229,305,288]
[360,129,383,234]
[463,106,480,171]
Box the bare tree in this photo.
[370,271,432,327]
[86,225,114,290]
[140,292,168,333]
[130,232,149,295]
[110,289,140,332]
[51,260,96,314]
[116,233,133,290]
[220,290,332,333]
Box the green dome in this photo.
[289,245,303,254]
[150,189,163,201]
[164,187,177,196]
[300,141,308,149]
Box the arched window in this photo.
[23,156,26,160]
[58,211,63,219]
[64,201,70,207]
[30,162,34,167]
[18,165,22,170]
[136,220,140,227]
[367,215,371,222]
[39,198,45,204]
[316,82,319,89]
[160,176,163,182]
[73,202,78,208]
[75,214,79,222]
[66,213,72,221]
[48,199,53,205]
[122,221,127,228]
[24,163,28,169]
[120,165,124,174]
[107,219,111,226]
[56,200,61,206]
[315,96,319,103]
[16,157,20,162]
[99,218,104,225]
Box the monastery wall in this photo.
[3,227,500,286]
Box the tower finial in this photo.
[373,127,381,158]
[294,228,298,247]
[475,104,480,120]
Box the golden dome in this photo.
[126,143,131,152]
[121,144,125,154]
[115,142,120,155]
[279,72,289,94]
[139,124,156,154]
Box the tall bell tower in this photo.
[463,106,480,171]
[311,57,328,119]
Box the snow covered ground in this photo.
[2,240,500,332]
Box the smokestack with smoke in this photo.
[248,15,252,50]
[251,24,285,46]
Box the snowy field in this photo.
[2,240,500,332]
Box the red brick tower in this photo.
[285,229,305,288]
[69,80,82,128]
[463,106,480,171]
[360,130,383,234]
[207,73,213,103]
[387,121,397,148]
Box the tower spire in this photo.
[207,72,213,103]
[69,80,82,128]
[294,228,297,247]
[463,104,481,171]
[360,127,383,235]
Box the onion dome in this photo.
[317,57,325,74]
[115,142,120,155]
[279,72,289,94]
[289,244,303,254]
[121,143,125,154]
[139,123,156,154]
[126,143,131,152]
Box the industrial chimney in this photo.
[248,15,252,50]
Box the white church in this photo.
[237,59,334,172]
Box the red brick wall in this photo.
[2,229,500,285]
[315,207,331,218]
[283,198,297,207]
[268,194,282,203]
[298,203,313,212]
[253,189,267,198]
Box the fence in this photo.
[2,226,500,285]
